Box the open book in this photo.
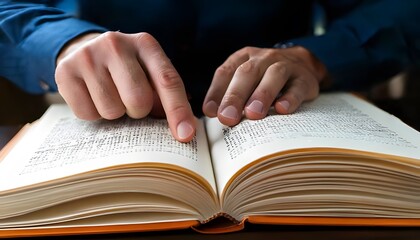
[0,93,419,237]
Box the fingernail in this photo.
[177,121,194,140]
[278,100,290,112]
[246,100,264,114]
[220,105,238,120]
[205,100,218,116]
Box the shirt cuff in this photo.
[20,18,107,93]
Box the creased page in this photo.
[206,93,420,197]
[0,105,216,192]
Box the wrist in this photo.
[296,45,328,82]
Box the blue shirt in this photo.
[1,0,420,115]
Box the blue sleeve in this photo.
[0,0,107,94]
[286,0,420,90]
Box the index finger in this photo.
[131,33,196,142]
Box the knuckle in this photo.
[294,45,311,57]
[222,91,244,105]
[236,60,254,74]
[241,46,256,53]
[157,68,182,89]
[254,87,277,101]
[286,91,304,106]
[55,65,68,86]
[67,46,95,73]
[269,61,288,75]
[264,49,281,59]
[171,104,189,114]
[136,32,155,43]
[101,32,124,54]
[165,103,191,118]
[100,108,125,120]
[135,32,159,49]
[125,90,153,110]
[101,31,121,41]
[215,64,235,77]
[75,110,100,121]
[55,54,72,74]
[55,62,86,89]
[56,45,94,77]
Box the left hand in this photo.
[202,46,328,126]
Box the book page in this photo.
[0,105,216,192]
[205,93,420,196]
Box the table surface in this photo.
[1,125,420,240]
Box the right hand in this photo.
[55,31,196,142]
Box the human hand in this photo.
[202,46,327,126]
[55,32,195,142]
